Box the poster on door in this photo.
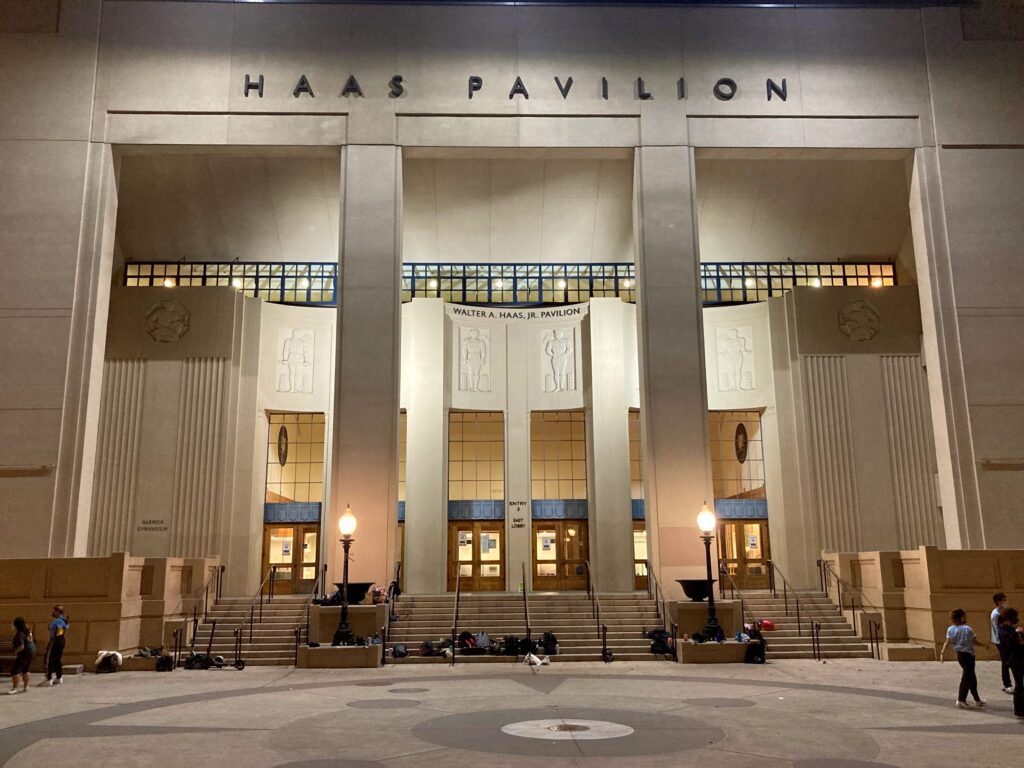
[480,533,493,553]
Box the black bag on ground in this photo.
[156,655,175,672]
[457,630,475,649]
[647,629,672,655]
[518,637,538,656]
[419,640,436,657]
[183,653,211,670]
[502,635,520,656]
[541,632,559,655]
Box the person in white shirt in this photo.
[991,592,1012,693]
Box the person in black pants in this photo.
[997,608,1024,718]
[44,605,69,687]
[940,608,986,709]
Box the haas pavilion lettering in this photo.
[243,73,788,102]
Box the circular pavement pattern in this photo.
[347,699,420,709]
[411,707,725,757]
[500,718,634,741]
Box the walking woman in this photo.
[996,607,1024,718]
[44,605,69,686]
[940,608,986,709]
[8,617,36,694]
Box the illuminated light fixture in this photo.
[298,277,310,289]
[697,501,716,534]
[810,278,822,287]
[622,279,632,289]
[427,278,438,289]
[232,278,243,289]
[557,279,567,289]
[162,278,175,288]
[744,278,756,288]
[494,279,504,289]
[339,504,357,537]
[871,277,883,287]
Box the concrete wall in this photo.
[1,1,1023,589]
[0,553,220,666]
[403,156,633,264]
[822,546,1024,660]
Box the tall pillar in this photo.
[402,299,447,593]
[505,323,532,591]
[330,145,402,587]
[587,299,636,593]
[633,146,714,598]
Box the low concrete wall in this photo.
[0,553,220,667]
[668,599,742,639]
[821,546,1024,660]
[308,604,388,645]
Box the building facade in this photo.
[1,0,1022,598]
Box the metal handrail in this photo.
[817,559,885,643]
[767,560,835,638]
[867,618,882,659]
[240,566,277,645]
[584,561,606,659]
[645,560,668,630]
[381,561,401,663]
[450,566,461,667]
[521,562,532,644]
[718,565,754,626]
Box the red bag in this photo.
[759,619,776,631]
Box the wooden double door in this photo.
[533,520,588,591]
[448,521,505,592]
[718,519,771,590]
[261,524,320,595]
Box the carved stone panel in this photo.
[716,326,754,392]
[837,300,881,341]
[277,328,315,393]
[542,328,576,392]
[459,326,491,392]
[145,300,190,343]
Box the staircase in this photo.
[741,590,873,659]
[386,592,666,663]
[190,595,308,666]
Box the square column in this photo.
[401,299,447,593]
[586,299,637,593]
[330,145,402,587]
[633,146,714,597]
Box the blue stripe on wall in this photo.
[264,502,322,524]
[447,500,506,521]
[531,500,588,520]
[714,498,768,520]
[631,499,645,520]
[397,501,405,522]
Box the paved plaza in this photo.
[0,659,1020,767]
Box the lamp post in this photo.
[697,502,721,639]
[332,505,357,646]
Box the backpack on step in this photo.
[502,635,520,656]
[541,632,559,655]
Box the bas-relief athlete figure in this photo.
[545,329,573,392]
[462,328,488,392]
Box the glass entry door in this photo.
[633,521,649,592]
[533,520,588,591]
[447,521,504,592]
[718,519,770,590]
[261,524,320,595]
